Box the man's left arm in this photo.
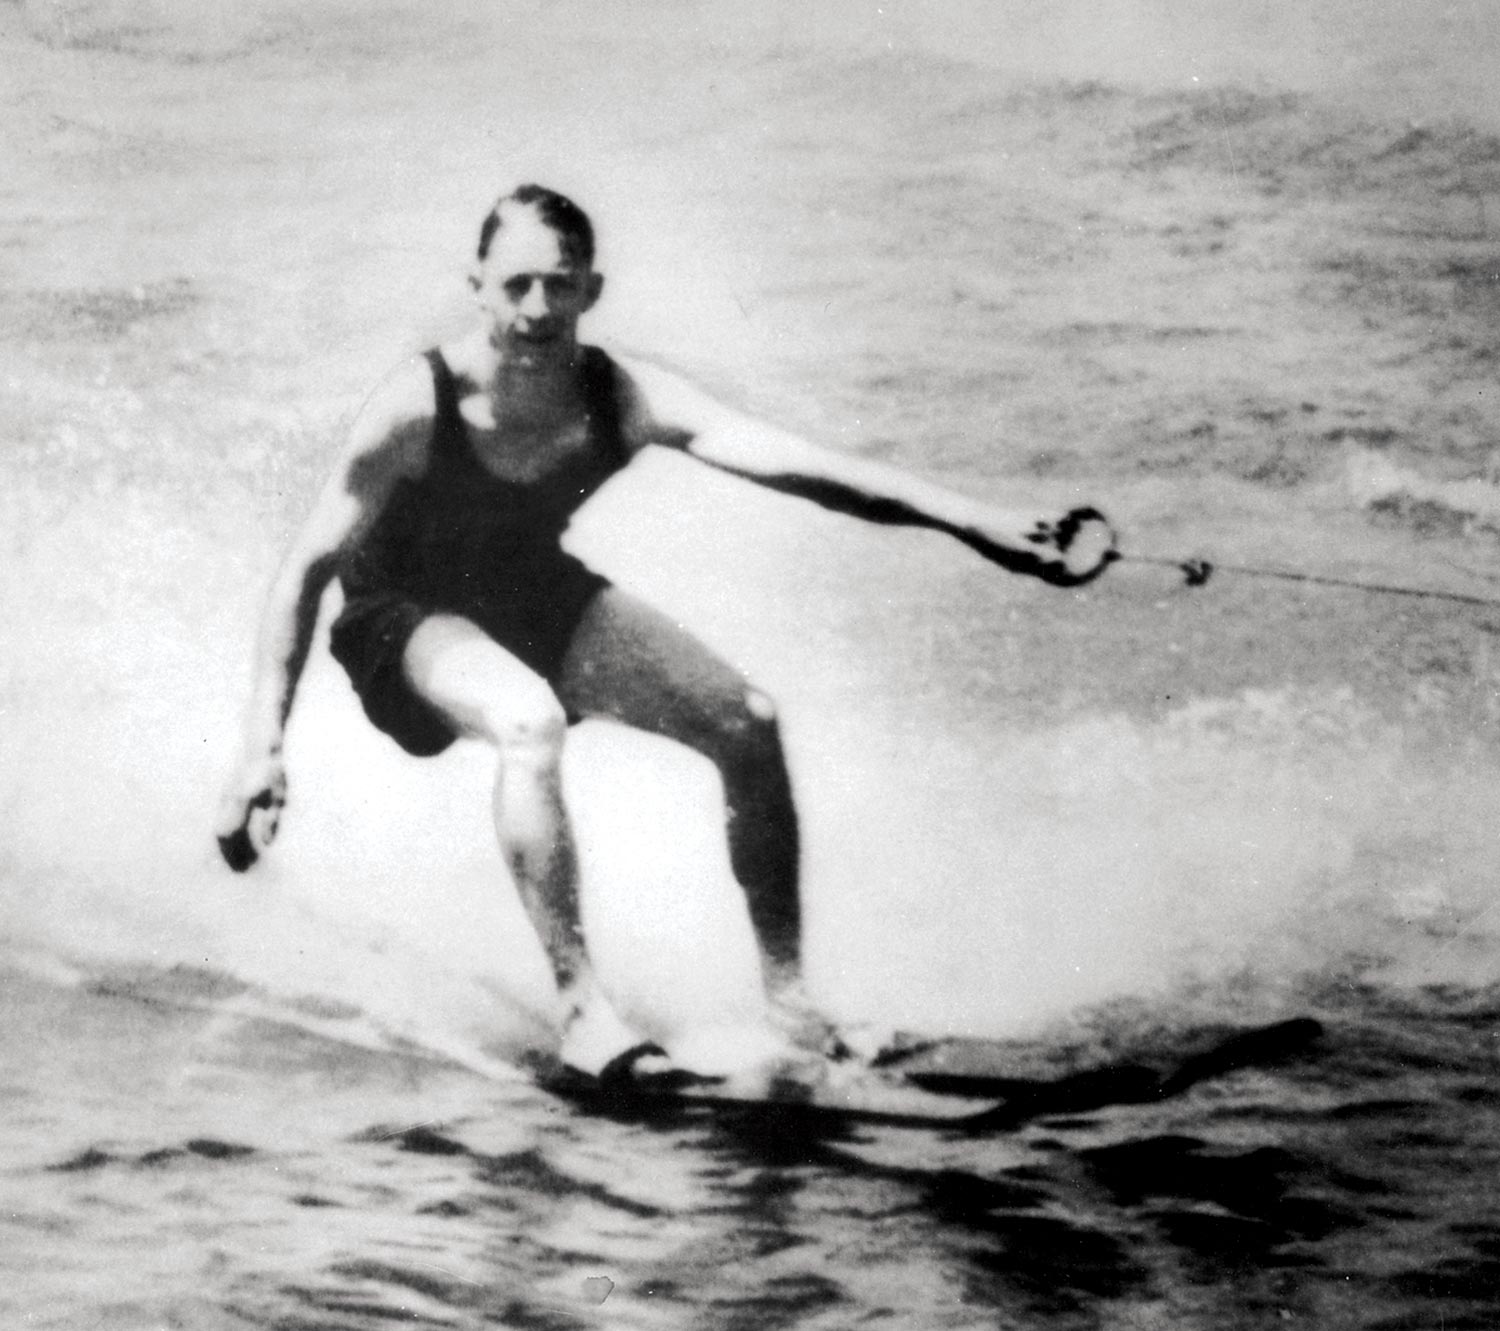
[615,355,1118,587]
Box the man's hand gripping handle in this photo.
[1027,505,1119,586]
[215,751,287,872]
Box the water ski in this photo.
[878,1017,1325,1123]
[539,1043,1013,1131]
[537,1018,1324,1133]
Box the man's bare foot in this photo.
[558,984,661,1078]
[766,982,916,1066]
[765,979,840,1054]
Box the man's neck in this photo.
[457,332,589,429]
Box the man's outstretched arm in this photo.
[616,357,1117,586]
[215,363,434,870]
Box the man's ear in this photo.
[583,272,604,310]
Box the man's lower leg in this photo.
[494,750,586,989]
[719,715,804,984]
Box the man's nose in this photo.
[517,281,549,320]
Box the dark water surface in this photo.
[6,1,1500,1326]
[8,966,1500,1329]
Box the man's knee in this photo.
[481,688,568,760]
[405,619,567,755]
[744,688,778,725]
[711,687,787,772]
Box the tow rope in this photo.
[1120,553,1500,612]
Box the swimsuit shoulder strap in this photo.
[423,348,467,458]
[578,345,629,468]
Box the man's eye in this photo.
[504,278,531,300]
[543,276,575,298]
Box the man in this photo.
[216,184,1116,1075]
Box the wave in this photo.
[1346,447,1500,543]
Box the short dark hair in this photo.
[476,184,595,268]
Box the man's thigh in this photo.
[555,589,764,750]
[404,612,565,746]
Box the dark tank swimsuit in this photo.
[329,345,630,756]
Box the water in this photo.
[5,1,1500,1325]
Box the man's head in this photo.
[471,185,603,372]
[476,184,595,269]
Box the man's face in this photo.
[472,205,602,372]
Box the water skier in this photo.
[215,184,1117,1073]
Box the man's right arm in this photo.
[215,359,435,872]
